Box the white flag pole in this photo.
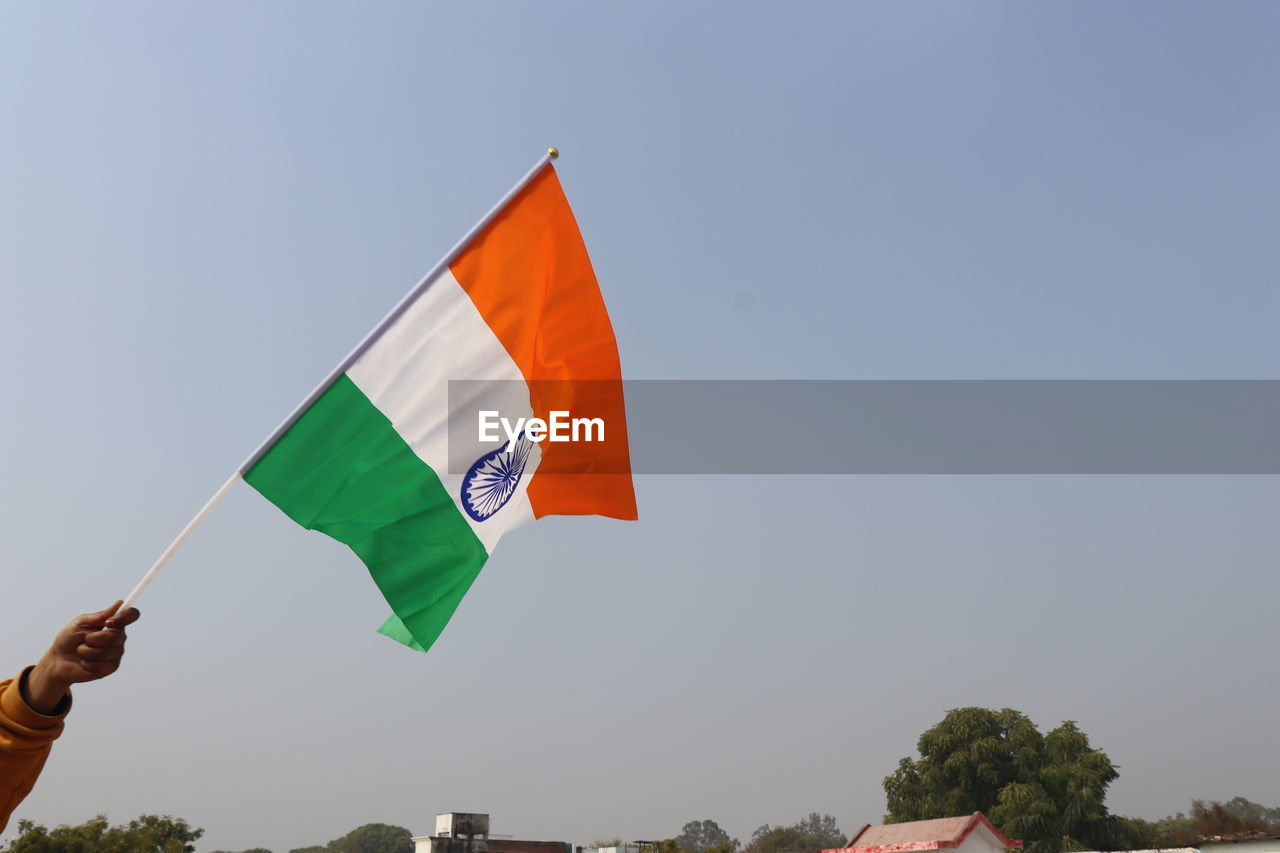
[119,148,560,610]
[120,471,241,610]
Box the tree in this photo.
[210,849,273,853]
[884,708,1122,853]
[4,814,203,853]
[1216,797,1280,829]
[990,723,1127,853]
[326,824,413,853]
[641,841,681,853]
[744,814,845,853]
[1123,797,1280,849]
[1115,817,1174,851]
[678,821,737,852]
[884,708,1043,823]
[1182,800,1269,841]
[792,815,844,850]
[746,826,804,853]
[288,848,329,853]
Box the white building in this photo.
[414,813,490,853]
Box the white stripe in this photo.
[346,268,538,554]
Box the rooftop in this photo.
[827,813,1022,853]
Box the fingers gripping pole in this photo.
[121,472,242,610]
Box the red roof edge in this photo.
[947,812,1021,850]
[823,843,944,853]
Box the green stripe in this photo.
[244,374,487,653]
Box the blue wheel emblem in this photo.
[461,433,535,522]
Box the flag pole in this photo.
[120,148,561,609]
[121,471,241,610]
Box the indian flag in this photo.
[241,161,636,653]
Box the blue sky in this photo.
[2,3,1278,852]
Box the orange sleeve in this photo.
[0,667,70,833]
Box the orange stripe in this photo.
[450,165,637,521]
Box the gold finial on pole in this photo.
[547,147,560,159]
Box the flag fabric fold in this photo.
[243,164,635,653]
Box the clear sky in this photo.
[2,3,1278,852]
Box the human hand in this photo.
[23,601,141,715]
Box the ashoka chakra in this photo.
[461,433,535,522]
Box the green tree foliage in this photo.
[209,849,273,853]
[3,814,203,853]
[745,814,845,853]
[1148,814,1191,845]
[327,823,413,853]
[1178,799,1274,841]
[884,708,1124,853]
[989,722,1127,853]
[1119,797,1280,848]
[286,823,411,853]
[884,708,1043,823]
[1213,798,1280,830]
[642,841,682,853]
[793,815,844,849]
[677,820,737,852]
[1112,817,1175,850]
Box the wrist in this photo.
[24,656,73,716]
